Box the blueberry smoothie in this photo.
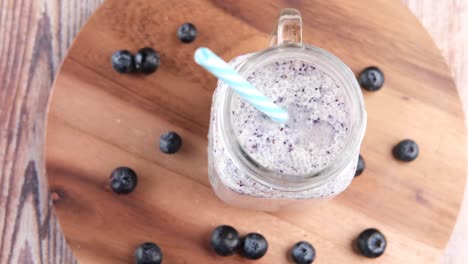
[208,55,360,201]
[231,59,349,176]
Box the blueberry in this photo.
[134,242,163,264]
[241,233,268,260]
[356,228,387,258]
[291,241,316,264]
[355,155,366,177]
[210,225,240,256]
[177,23,197,43]
[135,47,160,74]
[393,139,419,162]
[159,132,182,154]
[111,50,134,73]
[358,66,384,91]
[109,167,137,194]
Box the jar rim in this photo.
[218,44,367,191]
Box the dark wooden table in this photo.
[0,0,466,263]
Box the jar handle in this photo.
[269,8,303,47]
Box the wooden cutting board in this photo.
[45,0,467,263]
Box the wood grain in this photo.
[404,0,468,118]
[402,2,468,263]
[1,0,467,263]
[0,0,102,263]
[44,0,466,263]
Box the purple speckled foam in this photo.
[231,59,350,176]
[208,55,358,199]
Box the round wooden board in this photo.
[45,0,467,263]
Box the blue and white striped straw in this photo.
[194,47,289,124]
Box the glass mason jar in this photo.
[208,9,367,211]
